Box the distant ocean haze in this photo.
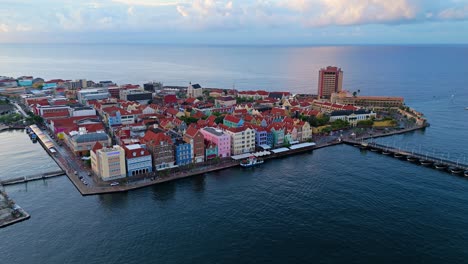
[1,44,467,103]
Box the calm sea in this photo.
[0,45,467,264]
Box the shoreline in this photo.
[60,125,427,196]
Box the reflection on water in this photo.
[151,182,176,202]
[192,175,206,194]
[0,130,60,180]
[98,192,129,209]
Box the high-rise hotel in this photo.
[318,66,343,99]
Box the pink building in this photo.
[200,127,231,158]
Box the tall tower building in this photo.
[318,66,343,99]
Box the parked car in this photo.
[110,182,119,186]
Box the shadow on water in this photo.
[191,174,206,194]
[98,192,129,209]
[151,182,176,202]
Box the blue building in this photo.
[123,144,153,177]
[255,129,268,147]
[266,130,274,147]
[175,140,192,166]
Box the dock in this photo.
[344,140,468,175]
[0,170,65,186]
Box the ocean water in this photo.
[0,45,467,263]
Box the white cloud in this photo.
[112,0,188,6]
[16,24,33,32]
[128,6,135,16]
[438,5,468,20]
[281,0,418,26]
[0,23,9,32]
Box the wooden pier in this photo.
[344,140,468,175]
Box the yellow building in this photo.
[331,91,404,108]
[91,142,127,181]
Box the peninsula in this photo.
[0,68,430,199]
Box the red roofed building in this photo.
[183,126,205,163]
[141,130,175,170]
[163,94,178,106]
[122,144,153,176]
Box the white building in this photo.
[329,109,376,126]
[187,83,203,98]
[223,126,256,155]
[77,88,110,104]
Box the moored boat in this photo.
[382,151,391,155]
[240,156,264,168]
[450,167,463,175]
[434,163,447,170]
[420,160,433,166]
[394,153,404,158]
[370,148,379,152]
[407,156,418,162]
[464,171,468,177]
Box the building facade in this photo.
[91,143,127,181]
[183,126,205,163]
[141,130,175,171]
[200,127,231,158]
[224,127,255,155]
[123,144,153,177]
[318,66,343,99]
[175,141,192,166]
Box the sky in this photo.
[1,0,468,44]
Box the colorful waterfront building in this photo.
[141,130,175,171]
[223,114,244,128]
[91,143,127,181]
[174,140,192,166]
[222,126,255,155]
[200,127,231,158]
[268,123,285,147]
[183,126,205,163]
[205,140,218,160]
[122,144,152,177]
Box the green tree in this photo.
[214,116,224,124]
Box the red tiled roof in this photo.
[123,145,150,159]
[166,108,179,116]
[164,95,178,104]
[92,141,103,152]
[185,126,200,138]
[141,130,172,145]
[224,114,241,124]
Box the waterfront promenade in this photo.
[28,123,427,196]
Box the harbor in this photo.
[26,122,432,196]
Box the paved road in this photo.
[12,102,29,117]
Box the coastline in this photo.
[39,124,427,196]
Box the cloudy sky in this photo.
[1,0,468,44]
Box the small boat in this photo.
[450,168,463,175]
[382,150,391,155]
[394,153,404,158]
[407,156,418,162]
[420,160,433,166]
[464,171,468,177]
[434,163,447,170]
[370,148,380,152]
[240,156,264,168]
